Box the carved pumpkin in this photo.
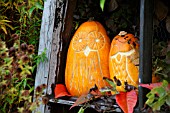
[65,21,110,97]
[109,31,139,92]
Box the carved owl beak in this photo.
[84,46,91,56]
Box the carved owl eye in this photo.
[87,31,105,50]
[72,32,87,51]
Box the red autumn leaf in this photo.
[54,84,71,98]
[115,90,137,113]
[140,82,170,90]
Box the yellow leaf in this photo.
[1,26,7,34]
[1,19,11,23]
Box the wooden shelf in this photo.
[49,96,122,113]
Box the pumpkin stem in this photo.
[118,31,127,36]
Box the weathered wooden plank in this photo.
[47,0,67,96]
[47,0,77,95]
[34,0,77,112]
[138,0,153,110]
[33,0,57,112]
[54,0,77,84]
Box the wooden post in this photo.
[139,0,153,110]
[33,0,77,112]
[33,0,57,112]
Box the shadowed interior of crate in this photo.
[49,96,122,113]
[50,0,139,112]
[46,0,160,112]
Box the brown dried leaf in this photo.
[166,16,170,33]
[155,0,168,21]
[69,94,89,110]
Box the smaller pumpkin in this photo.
[109,31,139,92]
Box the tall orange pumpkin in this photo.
[65,21,110,97]
[109,31,139,92]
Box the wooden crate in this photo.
[33,0,153,113]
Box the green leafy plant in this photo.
[33,48,48,66]
[100,0,106,11]
[141,80,170,112]
[0,0,44,47]
[0,38,47,113]
[152,40,170,82]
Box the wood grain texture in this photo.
[139,0,153,109]
[33,0,57,112]
[33,0,77,112]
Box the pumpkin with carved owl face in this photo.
[109,31,139,92]
[65,21,110,97]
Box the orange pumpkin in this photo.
[109,31,139,92]
[65,21,110,97]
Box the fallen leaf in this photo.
[70,94,88,110]
[70,86,103,110]
[54,84,71,98]
[115,90,137,113]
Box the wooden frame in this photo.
[33,0,77,112]
[139,0,153,110]
[33,0,154,113]
[33,0,57,112]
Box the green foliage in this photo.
[145,80,170,111]
[0,1,47,112]
[32,48,48,72]
[0,16,14,34]
[78,104,90,113]
[0,0,44,46]
[101,77,119,95]
[33,48,48,66]
[152,40,170,82]
[78,107,85,113]
[0,39,47,113]
[100,0,106,11]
